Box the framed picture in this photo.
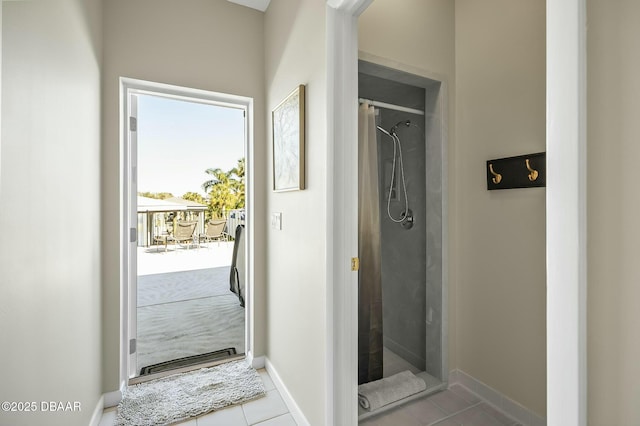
[272,85,305,191]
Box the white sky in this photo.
[137,94,245,197]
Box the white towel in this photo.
[358,370,426,411]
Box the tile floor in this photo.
[98,369,297,426]
[99,362,520,426]
[359,384,522,426]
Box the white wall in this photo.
[587,1,640,423]
[101,0,266,392]
[358,0,455,80]
[264,0,327,424]
[0,1,103,425]
[454,0,546,417]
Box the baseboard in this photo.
[264,357,310,426]
[89,395,104,426]
[449,369,546,426]
[383,336,425,370]
[246,351,265,369]
[103,383,124,408]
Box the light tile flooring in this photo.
[98,369,297,426]
[359,384,522,426]
[361,348,518,425]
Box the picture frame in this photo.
[272,84,305,192]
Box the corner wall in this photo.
[0,1,103,425]
[587,1,640,423]
[101,0,266,392]
[263,1,327,424]
[454,0,546,417]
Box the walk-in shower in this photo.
[357,61,447,420]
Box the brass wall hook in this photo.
[486,152,545,190]
[489,163,502,184]
[525,159,539,181]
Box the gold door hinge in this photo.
[351,257,360,271]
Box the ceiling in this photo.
[227,0,271,12]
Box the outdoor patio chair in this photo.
[168,221,197,250]
[152,234,171,252]
[199,219,228,246]
[229,224,245,307]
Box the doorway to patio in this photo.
[121,79,254,382]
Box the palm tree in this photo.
[202,158,246,219]
[203,168,234,219]
[202,167,230,194]
[229,158,245,207]
[230,157,245,179]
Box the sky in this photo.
[137,94,245,198]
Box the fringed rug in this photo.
[116,360,265,426]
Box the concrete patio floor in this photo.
[137,240,235,275]
[135,240,244,373]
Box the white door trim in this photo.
[546,1,587,425]
[0,1,2,186]
[325,1,371,425]
[326,1,588,425]
[119,77,256,386]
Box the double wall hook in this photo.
[486,152,545,190]
[489,163,502,184]
[525,159,539,181]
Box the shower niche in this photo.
[358,60,447,419]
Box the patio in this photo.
[136,241,245,374]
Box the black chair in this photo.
[229,225,245,307]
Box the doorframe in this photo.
[119,77,256,387]
[325,0,587,425]
[546,1,588,424]
[358,54,450,386]
[325,2,372,424]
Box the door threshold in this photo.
[128,353,246,386]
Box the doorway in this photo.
[357,60,448,421]
[120,78,256,382]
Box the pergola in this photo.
[137,196,207,247]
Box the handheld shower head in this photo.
[376,125,392,137]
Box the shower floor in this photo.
[383,347,421,377]
[358,347,444,420]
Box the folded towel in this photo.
[358,370,427,411]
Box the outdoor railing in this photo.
[226,209,245,238]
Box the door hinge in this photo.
[130,228,137,243]
[129,116,137,132]
[129,338,136,355]
[351,257,360,271]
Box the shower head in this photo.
[390,120,411,135]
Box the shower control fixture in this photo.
[400,209,414,230]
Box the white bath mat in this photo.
[115,360,265,426]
